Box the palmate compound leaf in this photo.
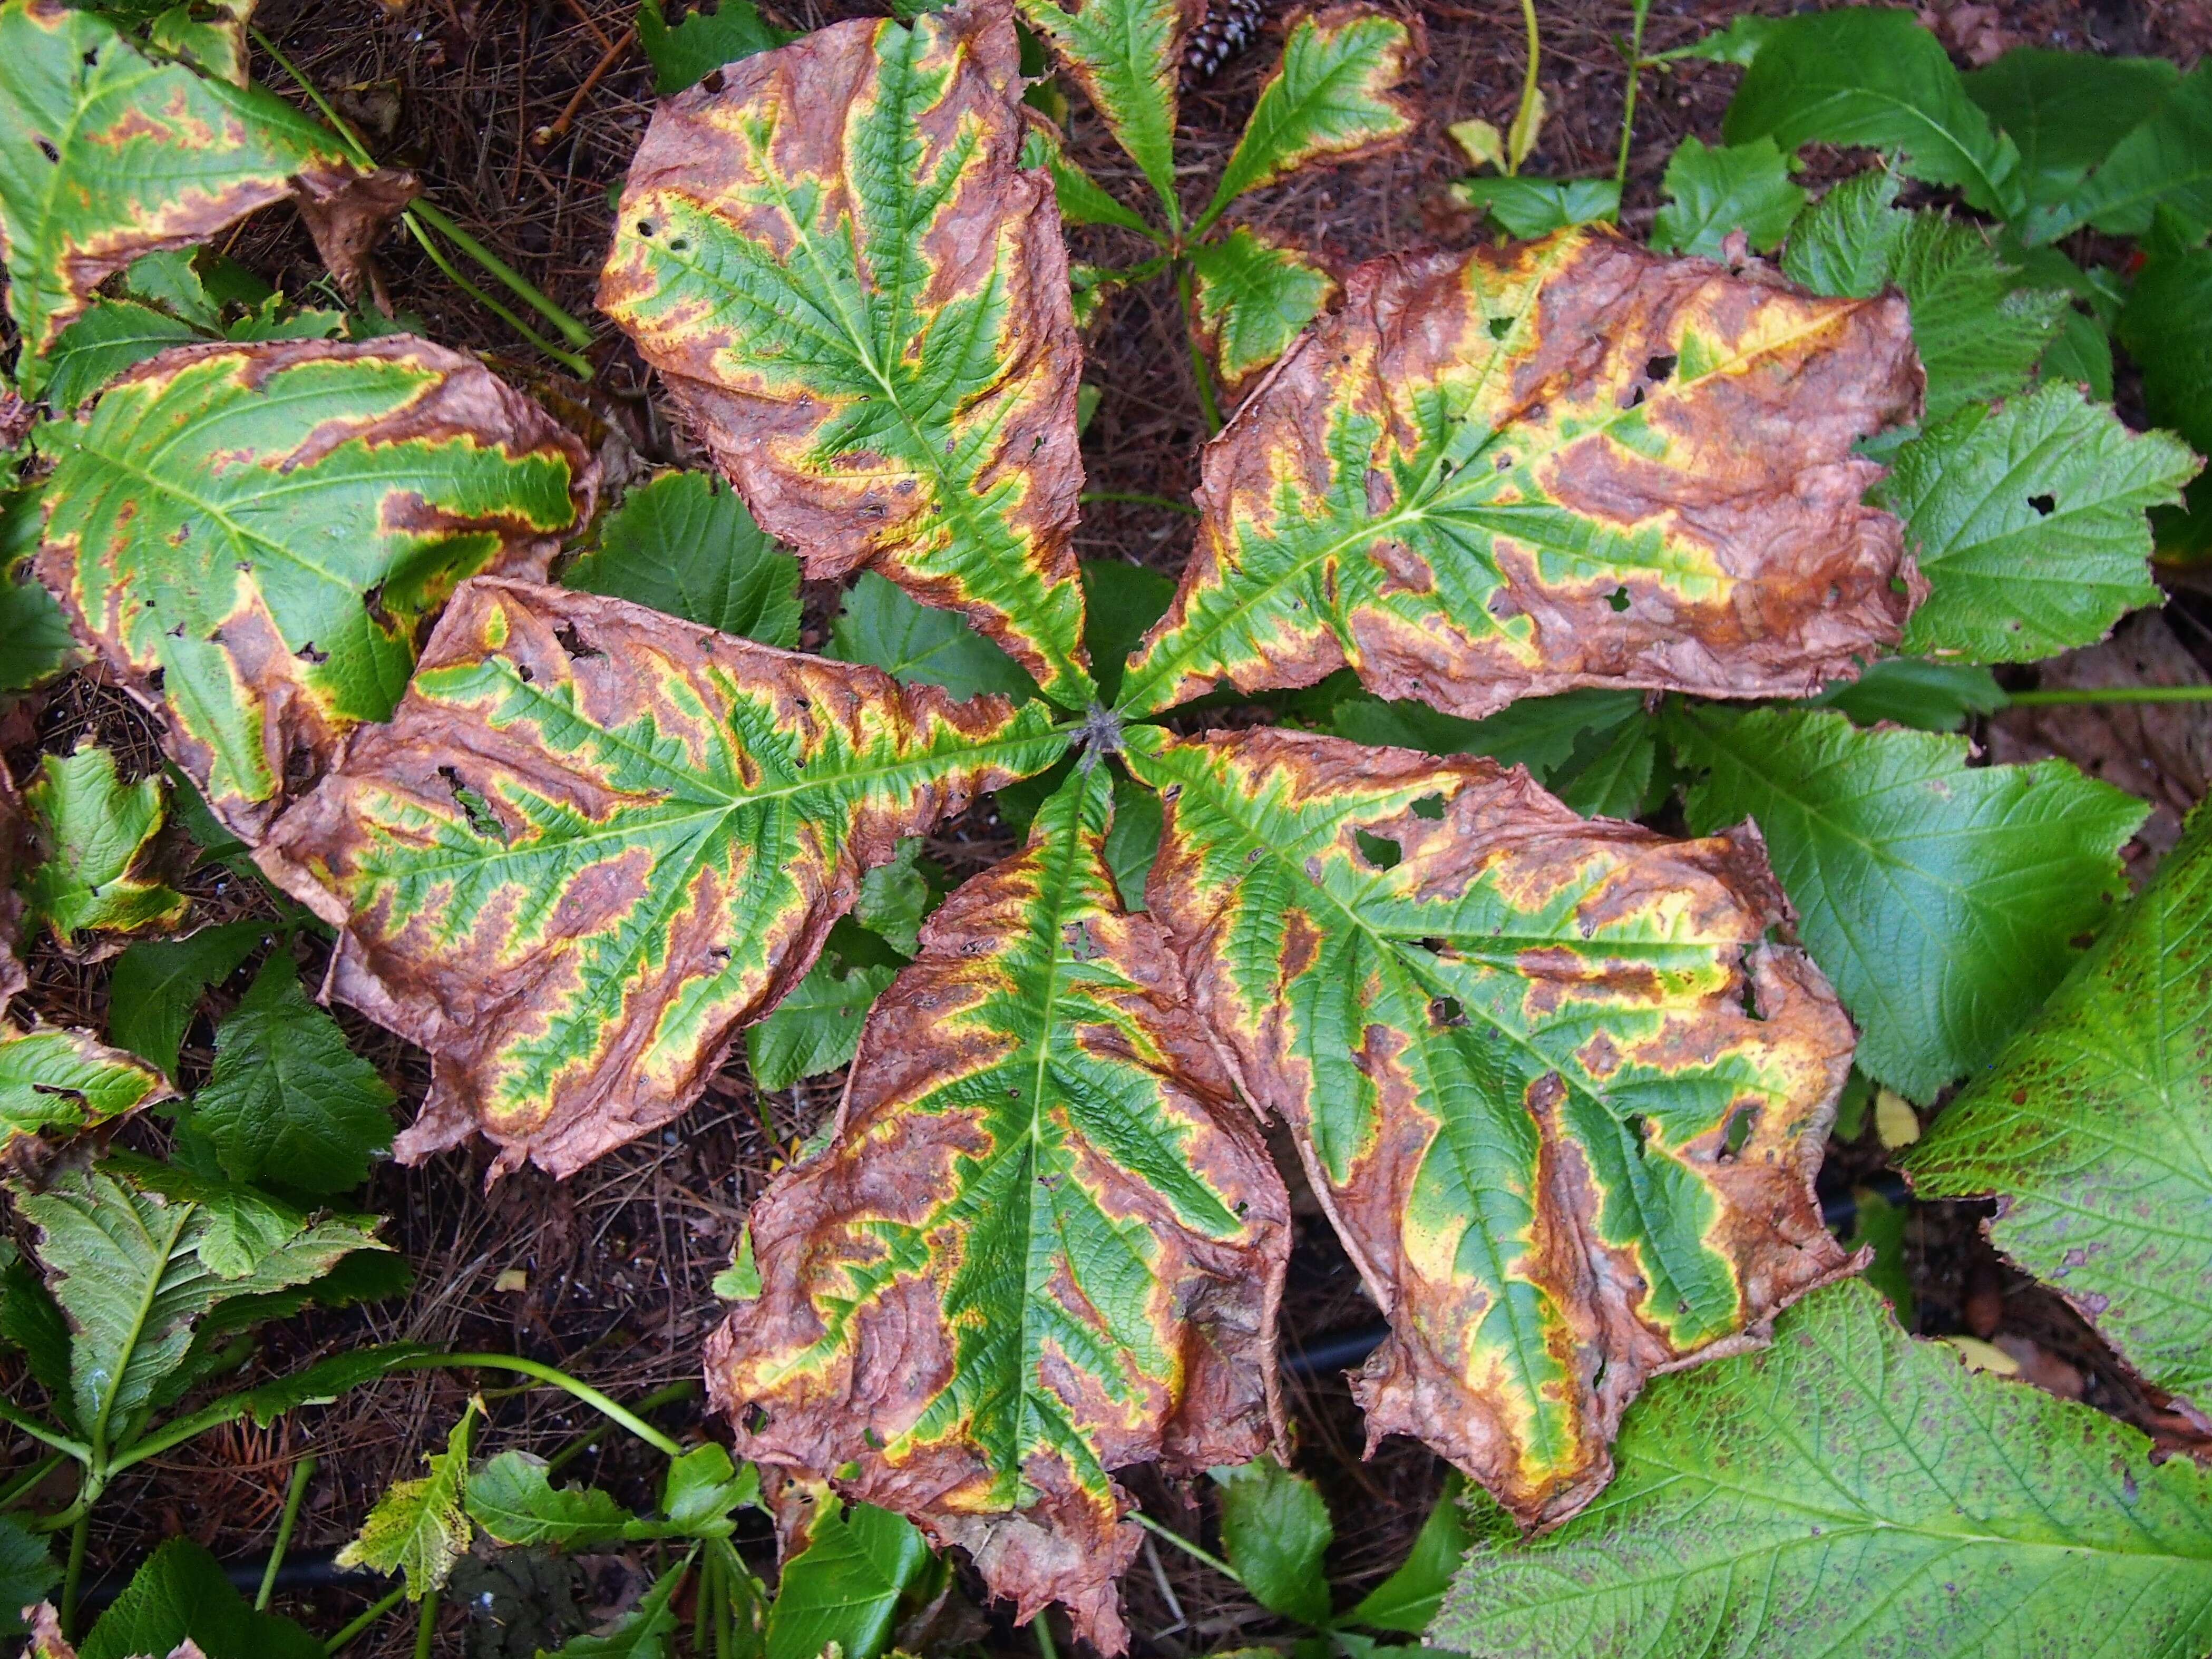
[35,338,597,843]
[1906,802,2212,1411]
[1015,0,1200,224]
[0,1024,170,1153]
[598,0,1094,707]
[1122,726,1857,1526]
[708,764,1290,1653]
[1118,227,1925,722]
[0,0,414,389]
[1430,1279,2212,1659]
[259,578,1069,1177]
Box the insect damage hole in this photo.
[554,621,603,661]
[1487,316,1513,340]
[1718,1104,1757,1162]
[1607,585,1631,613]
[1354,828,1401,870]
[1410,793,1446,820]
[2028,493,2055,516]
[1645,353,1677,382]
[440,766,508,843]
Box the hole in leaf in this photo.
[1625,1112,1650,1155]
[145,667,165,693]
[743,1403,769,1433]
[1719,1105,1757,1161]
[1429,996,1465,1028]
[554,621,602,661]
[701,68,726,94]
[2028,493,2055,516]
[1410,793,1445,820]
[1607,585,1631,613]
[862,1426,884,1450]
[440,766,508,843]
[1354,828,1401,870]
[636,219,655,237]
[1645,353,1677,382]
[669,237,690,253]
[296,640,328,665]
[1623,384,1647,409]
[1487,316,1513,339]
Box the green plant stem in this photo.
[2005,685,2212,706]
[1128,1511,1243,1588]
[59,1511,89,1640]
[1613,0,1652,191]
[1032,1612,1059,1659]
[1080,491,1200,517]
[249,24,595,359]
[324,1585,407,1655]
[1175,262,1224,435]
[694,1540,716,1656]
[1510,0,1542,175]
[397,1355,686,1456]
[414,1589,439,1659]
[543,1379,697,1477]
[258,1454,318,1611]
[0,1398,87,1462]
[399,215,595,377]
[0,1452,64,1512]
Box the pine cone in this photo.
[1184,0,1268,83]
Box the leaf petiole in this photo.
[1176,261,1225,433]
[393,1354,686,1457]
[1128,1509,1244,1588]
[1613,0,1652,192]
[323,1584,408,1655]
[258,1454,318,1611]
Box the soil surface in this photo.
[9,0,2212,1653]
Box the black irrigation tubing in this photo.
[1280,1173,1913,1380]
[77,1549,387,1613]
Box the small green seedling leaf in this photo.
[1453,176,1620,236]
[564,471,801,648]
[1189,228,1337,391]
[1809,657,2006,732]
[0,491,80,695]
[545,1554,689,1657]
[0,1515,56,1640]
[1212,1456,1334,1625]
[337,1403,478,1598]
[636,0,786,95]
[659,1443,759,1538]
[75,1537,320,1659]
[743,953,897,1090]
[21,743,188,944]
[106,920,264,1080]
[763,1494,930,1659]
[1649,135,1806,257]
[0,1024,170,1153]
[466,1451,635,1550]
[1348,1473,1492,1634]
[829,571,1038,702]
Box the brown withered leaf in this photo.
[598,0,1094,707]
[709,765,1288,1652]
[36,338,595,843]
[258,578,1069,1177]
[1123,725,1857,1525]
[1119,227,1926,718]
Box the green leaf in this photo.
[601,5,1095,706]
[636,0,785,95]
[659,1443,758,1538]
[564,471,801,648]
[710,1228,761,1301]
[1203,8,1414,223]
[1079,558,1175,706]
[1102,765,1161,910]
[1017,0,1189,222]
[42,299,204,412]
[742,952,897,1090]
[106,920,264,1080]
[1908,801,2212,1410]
[0,1025,170,1151]
[1212,1457,1333,1625]
[1881,384,2196,663]
[1846,1180,1913,1326]
[854,837,930,957]
[187,953,395,1195]
[0,0,397,386]
[465,1450,635,1550]
[829,570,1038,701]
[1785,182,2067,427]
[0,1244,74,1411]
[1551,713,1658,820]
[77,1537,320,1659]
[0,1516,56,1640]
[2022,62,2212,243]
[1810,656,2005,731]
[2039,302,2114,400]
[337,1403,476,1598]
[545,1556,688,1657]
[1346,1474,1485,1634]
[1125,726,1856,1524]
[1188,228,1336,389]
[1451,176,1620,237]
[764,1495,930,1659]
[1673,706,2146,1103]
[0,491,80,695]
[715,766,1289,1649]
[2117,247,2212,455]
[1431,1280,2212,1659]
[260,580,1068,1177]
[1019,122,1153,235]
[1963,48,2183,217]
[1648,136,1805,257]
[1719,7,2022,216]
[21,743,188,943]
[1122,229,1919,722]
[34,338,592,841]
[15,1159,386,1444]
[1658,14,1776,66]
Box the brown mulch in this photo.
[5,0,2211,1653]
